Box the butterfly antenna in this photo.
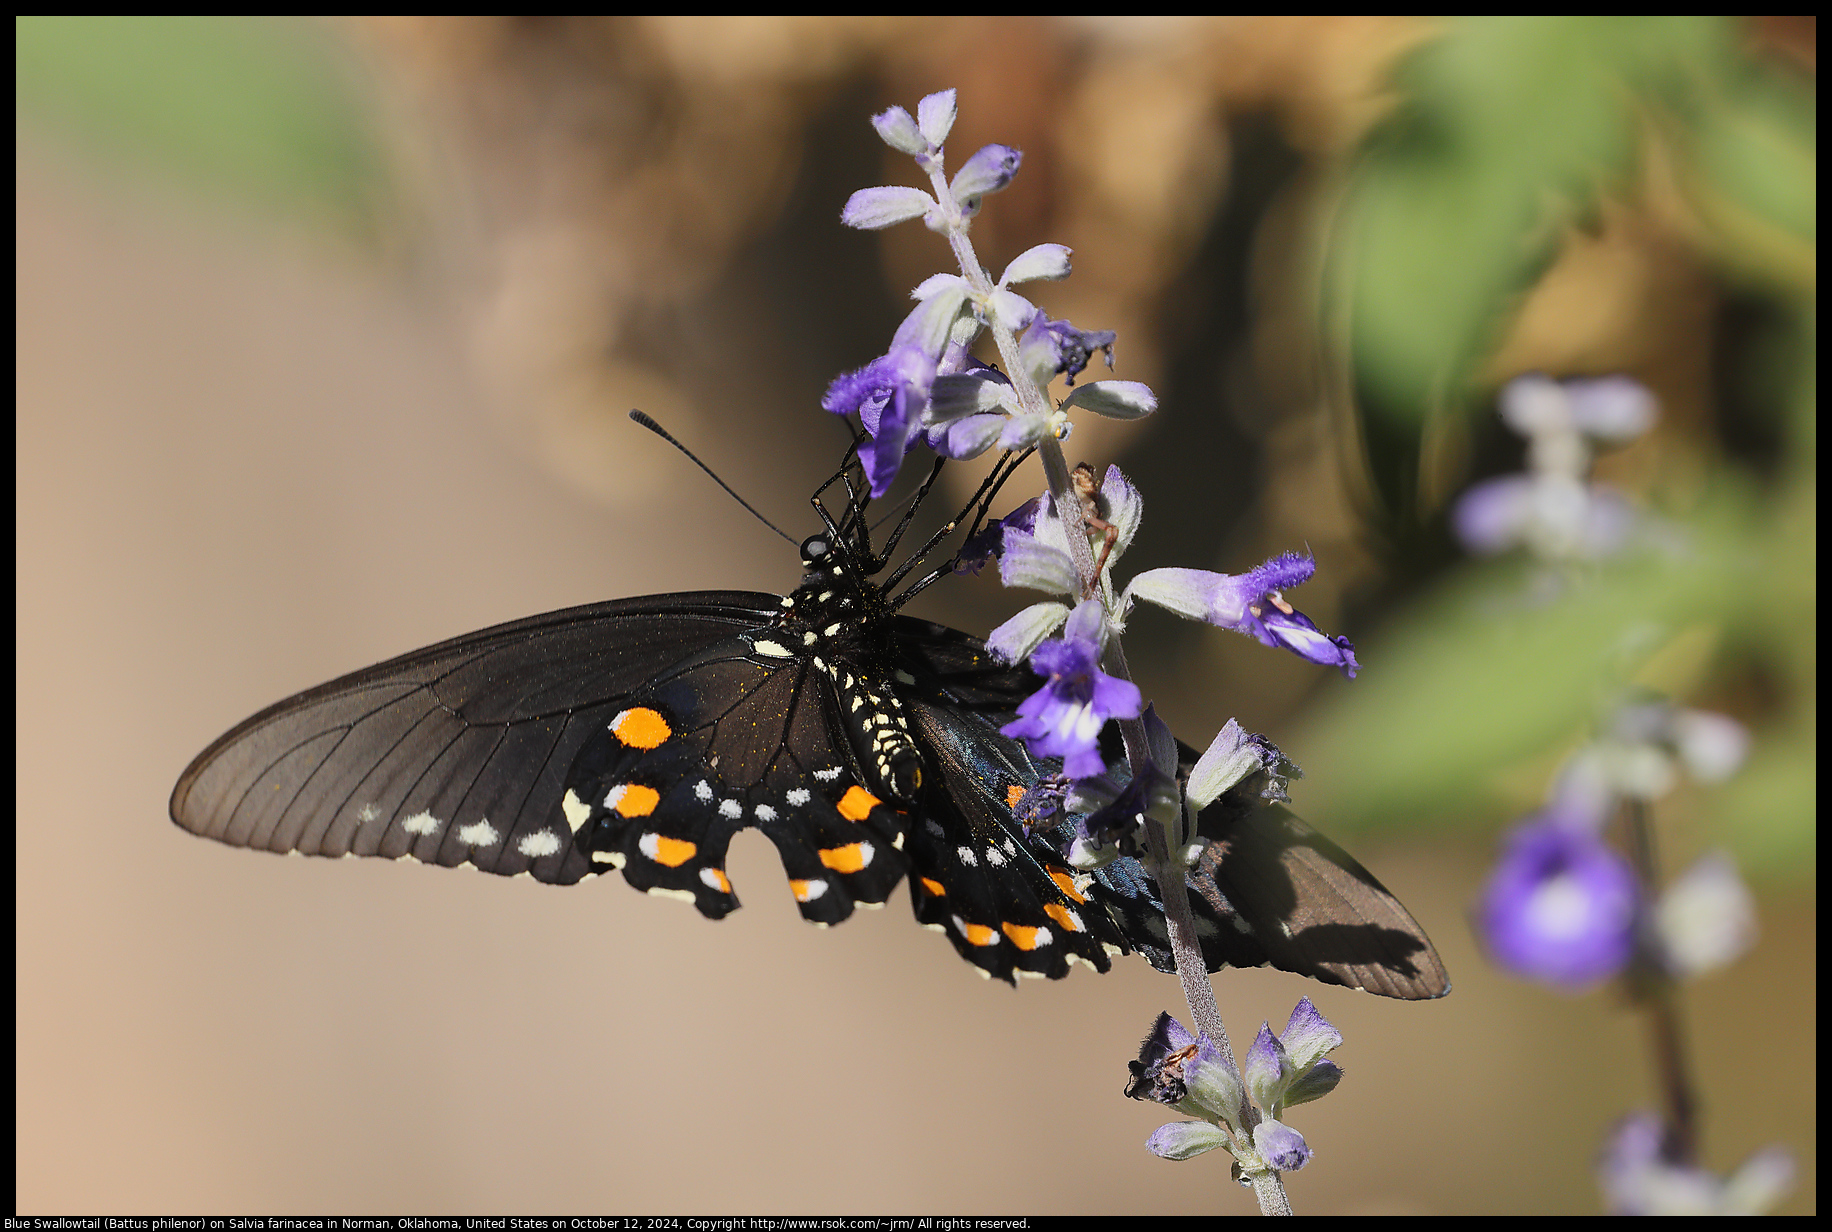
[885,447,1034,604]
[629,411,796,545]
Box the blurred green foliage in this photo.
[15,15,391,239]
[1310,16,1814,876]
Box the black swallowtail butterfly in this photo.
[170,446,1447,997]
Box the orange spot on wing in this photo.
[611,707,671,749]
[706,868,732,893]
[646,835,696,867]
[1047,867,1087,903]
[1005,784,1026,808]
[1002,922,1046,950]
[608,784,661,818]
[960,921,999,947]
[818,842,870,873]
[837,785,880,821]
[789,879,821,902]
[919,877,946,897]
[1043,902,1083,932]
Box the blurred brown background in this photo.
[15,16,1813,1214]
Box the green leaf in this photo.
[1328,17,1730,505]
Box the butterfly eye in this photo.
[800,535,831,567]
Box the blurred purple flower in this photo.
[1478,812,1640,989]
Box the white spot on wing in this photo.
[985,845,1007,867]
[591,850,627,867]
[647,887,698,904]
[754,804,778,822]
[956,846,978,868]
[693,780,714,802]
[402,811,441,836]
[813,767,843,782]
[785,788,811,807]
[562,789,591,833]
[457,820,500,847]
[752,640,791,658]
[357,804,380,823]
[517,830,561,858]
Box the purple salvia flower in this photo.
[924,357,1013,463]
[1124,1011,1199,1105]
[1277,998,1345,1075]
[1186,718,1273,812]
[1243,1022,1295,1112]
[1453,473,1638,559]
[821,342,937,497]
[1144,1121,1230,1162]
[949,143,1023,205]
[1454,374,1656,560]
[1073,762,1161,858]
[1000,599,1141,779]
[821,288,970,496]
[1016,310,1117,389]
[1056,705,1183,865]
[1600,1112,1794,1215]
[1502,372,1656,443]
[1060,378,1157,421]
[1008,773,1070,834]
[1478,810,1640,988]
[1126,552,1359,677]
[954,496,1041,575]
[1251,1119,1313,1172]
[1126,1013,1243,1130]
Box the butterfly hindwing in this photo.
[904,696,1126,980]
[1181,798,1448,998]
[563,653,913,923]
[1080,754,1450,999]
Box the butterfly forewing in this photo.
[171,593,778,883]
